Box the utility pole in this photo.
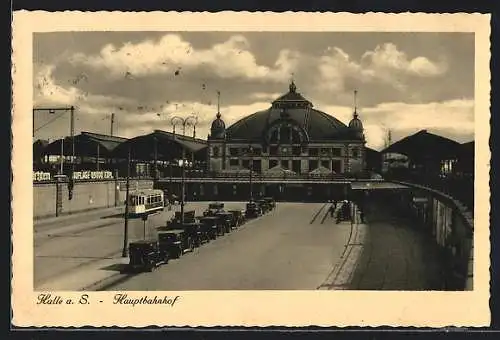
[110,113,115,136]
[122,145,131,258]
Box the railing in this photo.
[386,173,474,211]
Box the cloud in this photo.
[68,34,298,82]
[317,43,447,95]
[361,43,447,77]
[315,99,474,150]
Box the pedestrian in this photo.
[359,208,365,223]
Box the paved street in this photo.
[34,202,245,289]
[102,202,351,290]
[35,200,445,291]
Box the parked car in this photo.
[179,222,207,247]
[245,201,261,219]
[203,202,225,216]
[228,209,246,227]
[263,197,276,210]
[158,229,194,259]
[167,210,196,227]
[198,216,219,240]
[128,240,167,272]
[257,199,271,214]
[215,212,234,233]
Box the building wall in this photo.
[208,141,366,174]
[34,179,154,219]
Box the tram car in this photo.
[128,189,165,216]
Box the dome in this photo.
[348,112,363,131]
[210,112,226,139]
[226,82,362,142]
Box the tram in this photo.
[128,189,165,216]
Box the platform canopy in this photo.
[43,132,128,157]
[111,129,208,161]
[382,130,461,161]
[351,181,410,191]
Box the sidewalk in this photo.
[36,255,130,291]
[35,206,125,228]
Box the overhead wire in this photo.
[34,111,68,133]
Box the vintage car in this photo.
[167,210,196,227]
[158,229,193,259]
[257,199,271,214]
[179,222,209,247]
[263,197,276,210]
[128,240,167,272]
[215,212,235,233]
[228,209,246,227]
[197,216,220,240]
[203,202,225,216]
[245,201,261,219]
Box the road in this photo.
[34,202,245,289]
[348,201,443,290]
[102,202,351,290]
[35,200,445,291]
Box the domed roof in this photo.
[348,112,363,130]
[226,82,362,142]
[211,112,225,130]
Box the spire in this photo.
[216,90,221,119]
[353,89,358,119]
[289,73,297,93]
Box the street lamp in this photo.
[122,145,131,257]
[248,145,254,201]
[178,154,193,225]
[33,106,76,199]
[170,115,198,138]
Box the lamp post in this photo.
[33,106,76,197]
[178,153,192,225]
[122,145,131,258]
[248,145,254,201]
[170,115,198,137]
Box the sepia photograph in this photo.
[13,11,491,327]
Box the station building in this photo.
[207,81,367,177]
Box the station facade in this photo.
[207,81,367,176]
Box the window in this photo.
[320,148,330,156]
[281,127,291,144]
[280,146,291,156]
[292,160,301,174]
[269,159,278,168]
[253,148,261,156]
[352,148,359,158]
[229,159,239,166]
[309,160,318,170]
[270,146,278,155]
[332,148,341,157]
[229,148,239,156]
[292,146,301,156]
[321,160,330,169]
[291,130,301,144]
[213,147,219,157]
[332,160,342,173]
[242,160,250,169]
[309,148,318,156]
[281,160,289,169]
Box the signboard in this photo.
[33,171,52,182]
[72,170,114,180]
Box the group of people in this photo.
[327,199,365,223]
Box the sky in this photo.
[33,32,475,151]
